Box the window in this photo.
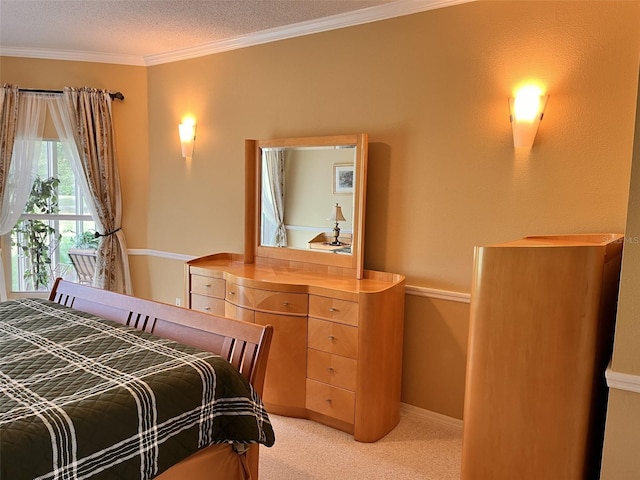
[10,141,96,292]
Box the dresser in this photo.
[186,134,406,441]
[461,234,623,479]
[186,253,405,442]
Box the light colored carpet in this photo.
[259,411,462,479]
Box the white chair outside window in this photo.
[68,249,97,285]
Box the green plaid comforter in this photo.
[0,298,275,480]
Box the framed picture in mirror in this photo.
[334,164,355,194]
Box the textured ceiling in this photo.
[0,0,399,61]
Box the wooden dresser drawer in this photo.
[226,283,307,315]
[307,348,357,391]
[309,295,358,326]
[225,303,255,323]
[308,318,358,359]
[190,294,225,316]
[306,379,355,424]
[191,275,225,298]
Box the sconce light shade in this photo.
[509,87,548,149]
[179,121,196,159]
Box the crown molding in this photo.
[1,0,473,66]
[145,0,473,66]
[0,46,147,66]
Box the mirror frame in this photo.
[245,134,368,279]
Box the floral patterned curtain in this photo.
[63,87,132,294]
[0,84,19,213]
[0,84,20,300]
[262,148,287,247]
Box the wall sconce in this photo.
[179,120,196,160]
[327,203,346,246]
[509,86,548,149]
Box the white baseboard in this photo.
[400,402,463,430]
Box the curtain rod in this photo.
[18,88,125,101]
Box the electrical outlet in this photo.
[175,297,182,306]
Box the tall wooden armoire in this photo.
[461,234,624,480]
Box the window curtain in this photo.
[0,84,19,210]
[63,87,132,294]
[261,149,287,247]
[46,94,99,281]
[0,88,47,300]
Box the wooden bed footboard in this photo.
[48,279,273,480]
[49,278,273,397]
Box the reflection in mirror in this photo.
[260,145,356,255]
[249,134,367,278]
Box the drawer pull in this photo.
[328,335,335,341]
[283,302,289,306]
[204,306,211,311]
[229,291,236,295]
[329,307,338,312]
[204,284,212,288]
[327,367,334,373]
[325,399,332,404]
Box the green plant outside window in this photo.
[10,141,96,292]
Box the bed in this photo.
[0,278,274,480]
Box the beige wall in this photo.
[609,70,640,378]
[2,1,639,429]
[602,390,640,479]
[403,295,470,418]
[146,0,638,289]
[601,68,640,480]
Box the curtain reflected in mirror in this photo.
[261,148,287,247]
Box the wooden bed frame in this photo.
[48,278,274,480]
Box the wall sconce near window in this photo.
[179,120,196,160]
[509,86,548,149]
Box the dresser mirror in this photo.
[245,134,368,278]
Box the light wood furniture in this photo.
[186,255,405,442]
[186,134,406,442]
[461,234,624,480]
[49,278,273,480]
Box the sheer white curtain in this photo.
[261,149,287,247]
[0,93,47,300]
[47,96,99,232]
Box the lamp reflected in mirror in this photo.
[328,203,347,246]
